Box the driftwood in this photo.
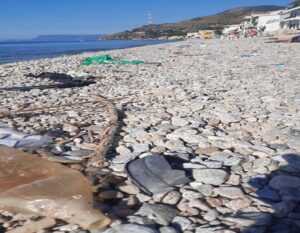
[87,96,119,167]
[0,95,119,167]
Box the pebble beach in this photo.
[0,38,300,233]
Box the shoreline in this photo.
[1,38,300,232]
[0,39,174,65]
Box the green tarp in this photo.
[82,54,145,65]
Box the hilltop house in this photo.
[280,6,300,30]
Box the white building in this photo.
[186,32,200,39]
[257,10,283,32]
[280,6,300,30]
[223,25,241,34]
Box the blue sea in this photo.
[0,40,169,64]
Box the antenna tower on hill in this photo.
[148,9,153,25]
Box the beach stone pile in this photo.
[0,38,299,233]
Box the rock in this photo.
[281,188,300,202]
[190,183,213,196]
[99,190,124,199]
[181,190,203,199]
[116,145,131,155]
[214,112,241,124]
[252,158,271,168]
[226,173,241,185]
[62,123,79,132]
[206,197,223,208]
[213,187,244,199]
[193,169,228,185]
[164,140,190,152]
[272,202,297,218]
[199,161,223,169]
[171,117,189,127]
[227,198,252,211]
[116,182,140,195]
[136,193,152,202]
[138,204,178,226]
[172,216,192,231]
[53,224,78,231]
[195,147,220,155]
[195,226,226,233]
[127,216,156,226]
[269,175,300,190]
[188,199,210,211]
[103,224,158,233]
[273,153,300,172]
[162,191,182,205]
[208,118,221,127]
[177,199,201,215]
[112,153,138,164]
[224,212,272,226]
[159,226,179,233]
[203,209,219,222]
[256,187,280,201]
[132,144,150,154]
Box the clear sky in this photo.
[0,0,290,40]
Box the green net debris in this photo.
[81,54,145,65]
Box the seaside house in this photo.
[223,25,241,34]
[280,6,300,30]
[256,10,283,33]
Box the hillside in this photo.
[103,5,285,40]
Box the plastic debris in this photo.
[273,63,284,68]
[240,53,258,58]
[125,154,189,195]
[0,126,51,151]
[0,147,111,229]
[82,54,145,65]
